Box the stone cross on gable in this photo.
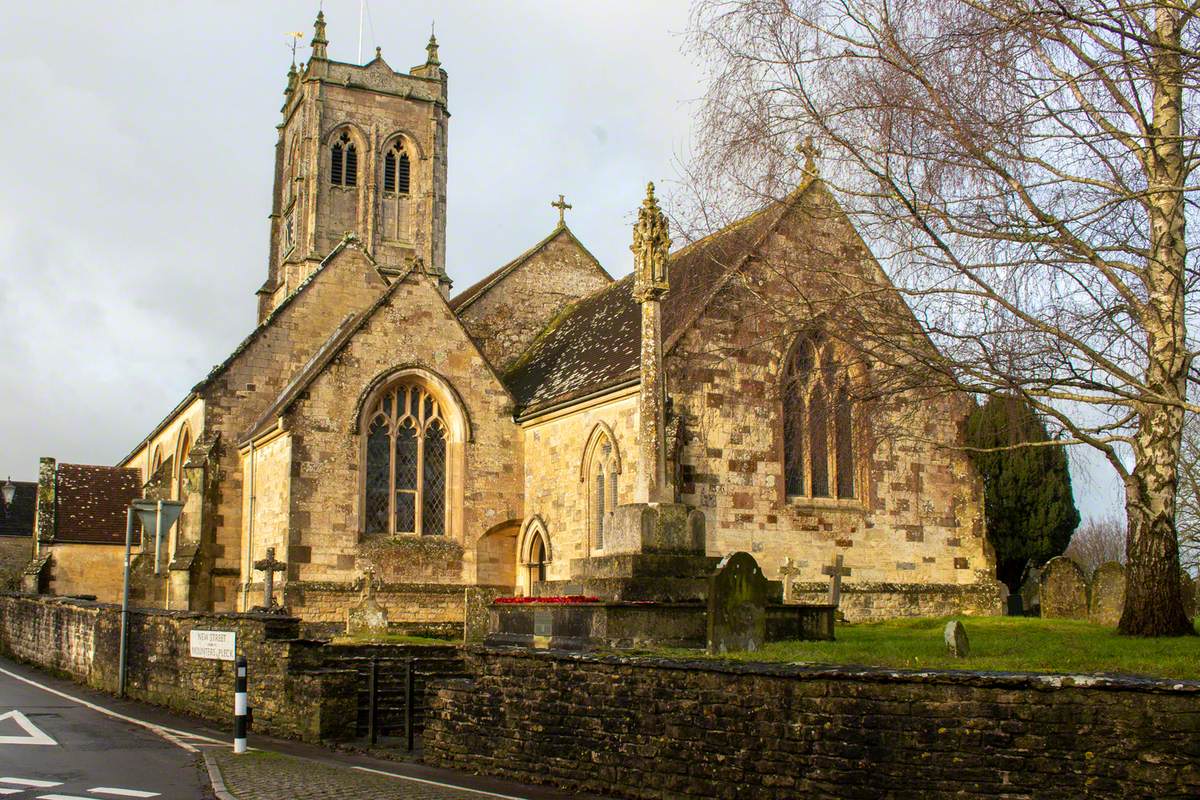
[796,135,822,175]
[551,194,572,227]
[779,557,803,603]
[821,554,848,607]
[253,547,287,610]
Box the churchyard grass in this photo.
[649,616,1200,680]
[330,632,453,645]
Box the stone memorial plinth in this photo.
[1040,556,1088,619]
[1088,562,1126,627]
[486,504,834,652]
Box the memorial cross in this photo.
[778,557,803,603]
[821,554,848,607]
[253,547,287,610]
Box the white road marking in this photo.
[0,667,225,754]
[1,778,62,788]
[0,710,58,746]
[88,789,160,798]
[350,766,529,799]
[38,795,98,800]
[0,790,22,795]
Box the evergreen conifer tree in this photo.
[965,395,1081,597]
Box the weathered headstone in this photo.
[1018,564,1042,616]
[1181,571,1197,621]
[944,620,969,657]
[346,567,388,637]
[707,552,768,654]
[1039,556,1089,619]
[252,547,287,613]
[1088,562,1126,627]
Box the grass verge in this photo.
[647,616,1200,680]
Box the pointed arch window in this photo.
[527,528,548,586]
[783,335,857,500]
[363,384,447,536]
[175,428,192,500]
[331,130,358,187]
[587,433,620,549]
[383,141,411,195]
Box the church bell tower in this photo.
[258,11,450,322]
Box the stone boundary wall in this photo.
[792,580,1003,622]
[0,593,357,742]
[425,647,1200,800]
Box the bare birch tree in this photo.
[686,0,1200,634]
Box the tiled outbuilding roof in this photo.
[54,464,142,545]
[0,480,36,537]
[504,198,788,414]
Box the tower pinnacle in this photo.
[426,31,440,66]
[311,11,328,60]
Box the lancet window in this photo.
[330,130,358,187]
[383,141,411,195]
[589,434,619,549]
[363,384,447,536]
[783,335,857,500]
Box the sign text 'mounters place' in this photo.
[189,629,236,661]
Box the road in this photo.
[0,664,212,799]
[0,657,584,800]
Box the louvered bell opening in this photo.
[398,153,410,195]
[384,151,396,193]
[344,145,358,186]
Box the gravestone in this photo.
[1182,571,1197,621]
[1039,556,1089,619]
[707,552,768,654]
[1088,562,1126,627]
[346,567,388,637]
[823,554,847,607]
[944,620,969,657]
[1018,564,1042,616]
[778,557,803,603]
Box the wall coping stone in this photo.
[468,644,1200,695]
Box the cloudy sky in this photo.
[0,0,1120,521]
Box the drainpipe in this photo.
[242,441,256,612]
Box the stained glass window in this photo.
[361,383,449,536]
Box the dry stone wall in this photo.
[426,647,1200,800]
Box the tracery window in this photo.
[175,428,192,499]
[588,434,619,549]
[330,130,358,187]
[383,141,411,195]
[526,527,548,586]
[363,384,447,536]
[783,335,856,500]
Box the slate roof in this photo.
[0,480,36,537]
[504,197,790,415]
[54,464,142,545]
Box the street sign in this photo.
[0,710,57,746]
[189,630,236,662]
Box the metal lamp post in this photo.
[118,498,184,698]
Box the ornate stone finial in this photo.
[311,10,328,60]
[631,182,671,302]
[551,194,572,228]
[375,46,382,60]
[426,29,440,66]
[284,62,298,97]
[797,136,821,175]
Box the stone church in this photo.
[24,13,1002,625]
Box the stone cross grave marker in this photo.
[253,547,287,611]
[778,557,803,603]
[1088,562,1126,627]
[821,554,847,607]
[347,565,389,636]
[707,552,768,654]
[1039,556,1088,619]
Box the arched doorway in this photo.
[517,517,552,596]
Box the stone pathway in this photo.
[211,750,521,800]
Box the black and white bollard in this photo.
[234,656,248,754]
